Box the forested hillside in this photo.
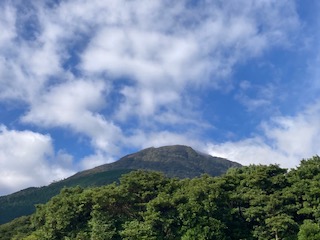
[0,169,132,225]
[0,145,240,225]
[2,156,320,239]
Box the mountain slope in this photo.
[0,169,131,225]
[0,145,241,224]
[73,145,241,179]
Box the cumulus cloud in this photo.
[72,0,301,141]
[207,102,320,168]
[116,86,181,120]
[22,79,122,153]
[1,0,300,127]
[78,0,299,119]
[0,126,75,195]
[81,28,201,84]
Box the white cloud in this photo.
[78,0,300,120]
[207,138,292,167]
[0,0,300,124]
[235,81,276,111]
[23,79,107,125]
[0,126,74,195]
[22,79,122,153]
[116,86,181,120]
[0,0,306,192]
[79,152,115,170]
[263,104,320,158]
[0,4,16,48]
[81,28,200,85]
[0,3,63,101]
[206,102,320,168]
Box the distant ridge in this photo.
[0,145,241,224]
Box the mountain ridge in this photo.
[72,145,241,179]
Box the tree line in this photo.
[2,156,320,239]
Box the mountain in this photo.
[0,145,241,224]
[72,145,241,179]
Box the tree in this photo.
[298,220,320,240]
[120,220,157,240]
[89,207,117,240]
[261,214,298,240]
[287,156,320,222]
[10,158,320,239]
[30,186,92,239]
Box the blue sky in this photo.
[0,0,319,195]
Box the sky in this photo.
[0,0,319,195]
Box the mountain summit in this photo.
[74,145,241,179]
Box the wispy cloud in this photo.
[22,79,122,153]
[207,102,320,168]
[235,80,276,111]
[0,4,16,47]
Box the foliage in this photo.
[3,156,320,239]
[0,169,132,224]
[0,216,33,240]
[0,145,240,225]
[298,220,320,240]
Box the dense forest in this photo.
[2,156,320,239]
[0,145,239,225]
[0,169,132,225]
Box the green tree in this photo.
[224,164,298,239]
[120,220,157,240]
[287,156,320,222]
[298,220,320,240]
[12,159,320,240]
[255,214,298,240]
[178,176,229,240]
[31,186,92,239]
[89,206,117,240]
[0,215,34,240]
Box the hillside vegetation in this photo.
[0,145,240,225]
[2,156,320,240]
[0,169,132,225]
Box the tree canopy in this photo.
[2,156,320,239]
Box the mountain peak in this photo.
[77,145,241,179]
[123,145,199,162]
